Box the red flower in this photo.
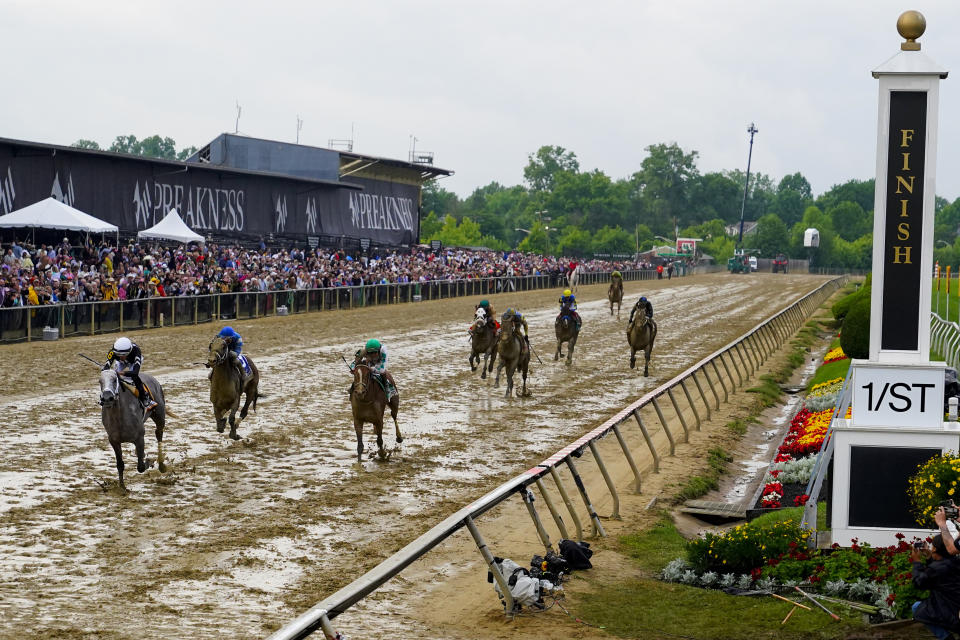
[895,532,905,540]
[793,494,810,507]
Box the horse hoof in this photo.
[229,431,241,441]
[158,461,168,473]
[396,436,404,443]
[216,425,225,433]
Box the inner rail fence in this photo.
[931,312,960,368]
[268,275,848,640]
[0,267,717,345]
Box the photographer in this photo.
[911,534,960,640]
[934,502,960,556]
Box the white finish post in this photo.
[832,13,955,548]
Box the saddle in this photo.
[237,355,253,381]
[118,376,156,403]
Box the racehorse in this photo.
[469,309,498,379]
[350,363,402,462]
[627,312,658,376]
[554,302,580,365]
[567,264,584,292]
[494,315,530,397]
[99,367,167,491]
[608,275,624,318]
[207,336,261,440]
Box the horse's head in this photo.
[472,309,487,332]
[208,336,228,368]
[560,302,573,316]
[99,368,119,407]
[352,363,371,396]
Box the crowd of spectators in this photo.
[1,238,658,308]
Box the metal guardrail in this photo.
[0,267,703,344]
[268,275,848,640]
[931,312,960,369]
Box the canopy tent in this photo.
[0,197,118,233]
[137,208,204,244]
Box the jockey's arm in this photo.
[232,336,243,354]
[374,346,388,374]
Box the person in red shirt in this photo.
[656,264,664,279]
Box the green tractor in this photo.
[727,250,751,274]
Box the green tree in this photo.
[816,178,875,214]
[556,226,593,257]
[633,142,700,229]
[177,146,199,161]
[790,206,836,267]
[754,213,789,257]
[517,222,553,254]
[546,170,629,232]
[523,145,579,192]
[772,172,813,227]
[138,135,178,160]
[591,225,634,256]
[71,139,101,150]
[419,211,442,240]
[689,172,741,222]
[422,181,460,218]
[108,134,141,155]
[828,201,870,241]
[723,170,776,226]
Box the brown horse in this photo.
[608,275,624,317]
[627,312,658,376]
[494,316,530,397]
[554,302,579,365]
[207,336,261,440]
[469,312,498,379]
[350,363,401,462]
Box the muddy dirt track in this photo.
[0,273,830,639]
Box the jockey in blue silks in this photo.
[215,326,247,380]
[558,288,581,330]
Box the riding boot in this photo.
[384,372,399,401]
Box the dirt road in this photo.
[0,272,829,639]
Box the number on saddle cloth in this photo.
[237,355,252,377]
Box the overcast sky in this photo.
[4,1,960,201]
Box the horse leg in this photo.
[239,385,254,420]
[152,409,167,473]
[215,405,226,433]
[567,334,576,365]
[487,346,497,373]
[111,440,126,492]
[554,339,560,361]
[228,405,241,441]
[630,346,637,370]
[375,419,387,460]
[470,351,478,372]
[644,344,651,377]
[494,359,504,388]
[135,433,147,473]
[505,362,515,398]
[390,396,403,443]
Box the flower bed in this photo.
[664,514,929,620]
[823,345,848,364]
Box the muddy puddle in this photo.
[0,273,830,639]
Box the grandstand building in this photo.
[0,134,452,248]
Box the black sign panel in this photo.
[881,91,927,351]
[0,141,421,246]
[849,445,939,528]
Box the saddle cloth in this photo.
[238,355,252,378]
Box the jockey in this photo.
[611,270,624,291]
[353,338,398,401]
[215,326,247,381]
[558,288,581,330]
[501,308,530,353]
[629,296,654,326]
[103,336,157,411]
[474,299,499,330]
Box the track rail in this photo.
[269,276,848,640]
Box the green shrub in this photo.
[686,517,808,574]
[839,294,870,359]
[831,275,871,321]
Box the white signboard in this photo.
[851,363,944,429]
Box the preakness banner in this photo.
[0,140,421,245]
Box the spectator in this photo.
[911,534,960,640]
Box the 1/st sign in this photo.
[851,363,945,429]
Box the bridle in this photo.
[99,368,120,407]
[353,363,371,398]
[208,337,228,367]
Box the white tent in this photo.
[137,208,204,244]
[0,197,118,233]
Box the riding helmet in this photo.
[218,326,237,338]
[640,296,647,303]
[113,336,133,356]
[479,299,490,308]
[563,289,572,297]
[365,338,381,353]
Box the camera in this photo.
[941,499,959,520]
[914,541,926,550]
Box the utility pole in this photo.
[737,123,759,246]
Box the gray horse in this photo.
[554,302,580,365]
[99,368,167,491]
[207,336,261,440]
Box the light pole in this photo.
[737,123,758,247]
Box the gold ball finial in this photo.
[897,10,926,51]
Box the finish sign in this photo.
[851,363,944,429]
